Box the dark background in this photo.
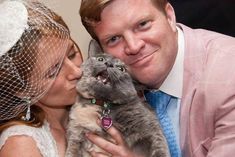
[169,0,235,37]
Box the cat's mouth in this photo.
[96,70,110,84]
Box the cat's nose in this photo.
[105,62,113,67]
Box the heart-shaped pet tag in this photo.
[101,116,112,130]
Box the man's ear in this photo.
[88,39,104,57]
[165,3,177,32]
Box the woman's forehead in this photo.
[38,37,69,56]
[35,37,69,71]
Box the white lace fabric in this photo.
[0,121,59,157]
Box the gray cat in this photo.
[65,40,170,157]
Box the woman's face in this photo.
[38,39,83,108]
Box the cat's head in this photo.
[76,40,138,104]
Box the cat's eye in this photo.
[97,57,105,62]
[116,65,126,72]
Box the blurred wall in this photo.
[169,0,235,37]
[44,0,91,59]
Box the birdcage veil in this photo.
[0,0,70,120]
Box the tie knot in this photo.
[144,90,172,118]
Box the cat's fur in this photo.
[65,40,170,157]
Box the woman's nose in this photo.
[124,32,144,55]
[66,59,82,80]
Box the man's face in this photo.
[94,0,178,88]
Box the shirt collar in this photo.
[159,26,185,98]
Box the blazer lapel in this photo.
[178,24,206,156]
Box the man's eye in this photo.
[137,20,151,30]
[139,21,148,26]
[106,36,120,46]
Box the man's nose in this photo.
[124,32,144,55]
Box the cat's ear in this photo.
[88,39,104,57]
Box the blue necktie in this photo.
[145,90,179,157]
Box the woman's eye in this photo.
[97,57,105,62]
[68,43,81,60]
[68,50,77,60]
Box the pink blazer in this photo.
[179,24,235,157]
